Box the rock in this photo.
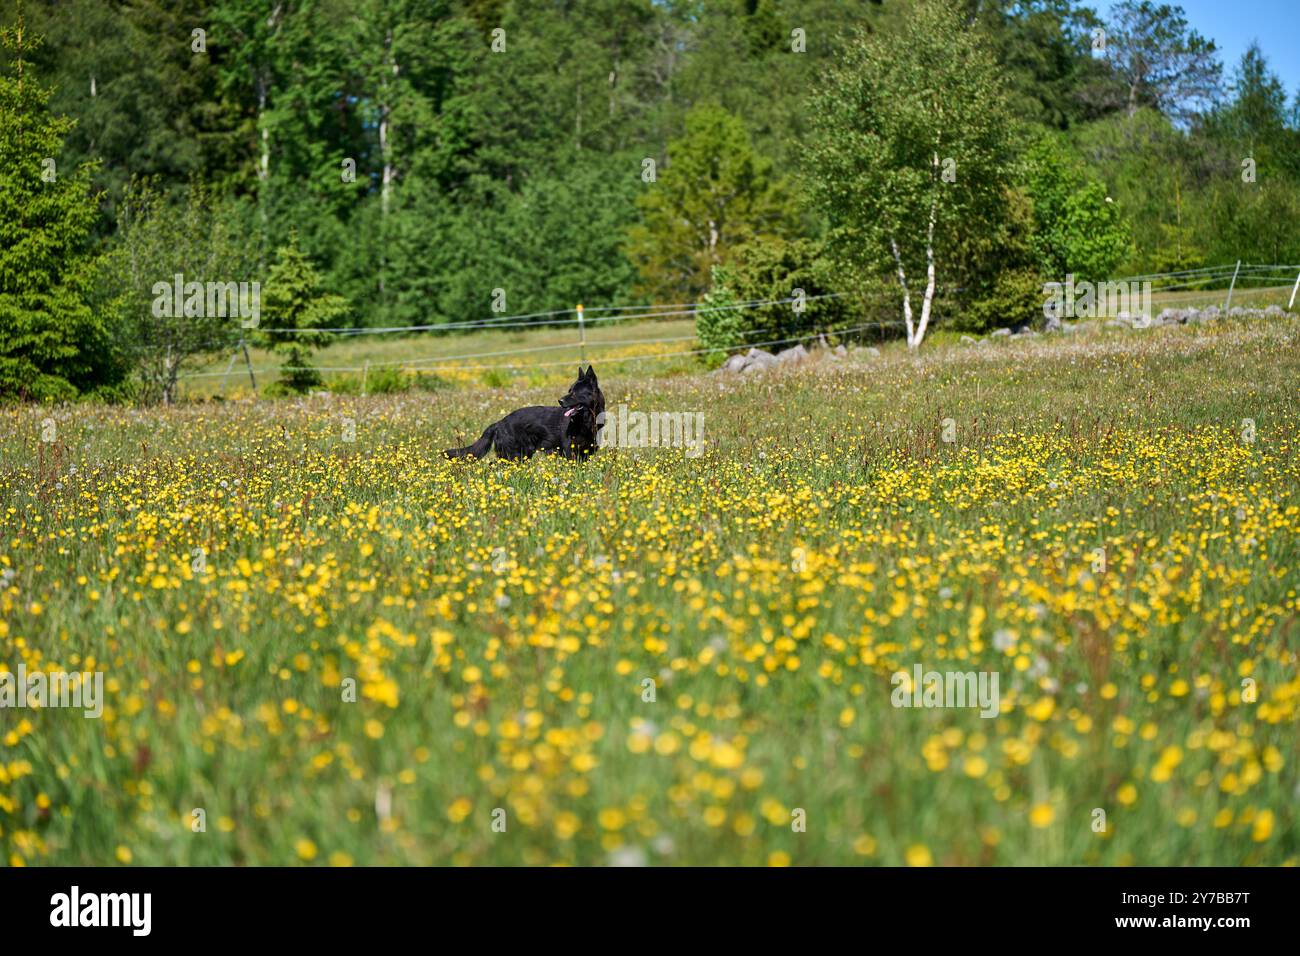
[1103,319,1128,329]
[775,343,809,364]
[990,327,1012,338]
[863,346,881,357]
[817,333,831,350]
[1200,305,1221,319]
[960,335,977,345]
[739,348,777,374]
[720,352,749,373]
[833,344,848,358]
[1229,306,1246,317]
[1265,304,1285,317]
[1044,312,1062,332]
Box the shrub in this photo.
[696,238,852,364]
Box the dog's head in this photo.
[559,365,605,421]
[562,402,597,435]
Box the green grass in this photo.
[2,313,1298,866]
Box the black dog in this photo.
[444,366,605,462]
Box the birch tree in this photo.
[806,0,1014,349]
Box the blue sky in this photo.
[1092,0,1300,103]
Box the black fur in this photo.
[445,366,605,462]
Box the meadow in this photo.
[2,314,1298,866]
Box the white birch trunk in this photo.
[890,235,915,347]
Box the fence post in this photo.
[240,336,257,393]
[362,360,370,397]
[218,349,239,395]
[1224,259,1241,311]
[1289,270,1300,311]
[576,303,585,364]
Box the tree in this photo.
[806,0,1015,349]
[0,13,110,401]
[1024,134,1133,282]
[107,180,257,405]
[258,238,349,393]
[625,103,796,302]
[969,0,1102,130]
[1207,45,1299,179]
[1100,2,1221,123]
[695,237,849,364]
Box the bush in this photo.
[958,268,1046,333]
[696,238,852,364]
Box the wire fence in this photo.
[181,262,1300,387]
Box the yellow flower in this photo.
[905,844,933,867]
[1029,803,1055,828]
[294,839,318,861]
[115,845,132,864]
[1252,810,1274,842]
[853,834,877,857]
[598,808,626,830]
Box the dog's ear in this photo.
[576,366,584,381]
[584,366,597,385]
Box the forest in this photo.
[2,0,1299,401]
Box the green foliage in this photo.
[1098,0,1222,122]
[695,265,745,368]
[1024,134,1133,282]
[806,0,1016,348]
[259,238,349,393]
[103,179,258,405]
[959,268,1048,334]
[0,16,110,402]
[626,103,797,303]
[696,237,851,364]
[3,0,1300,382]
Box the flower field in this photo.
[2,318,1298,866]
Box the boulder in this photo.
[990,327,1012,338]
[740,348,778,373]
[720,352,749,373]
[776,343,809,364]
[960,335,977,346]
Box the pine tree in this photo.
[625,103,796,302]
[0,10,105,401]
[259,238,349,393]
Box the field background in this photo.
[2,314,1299,866]
[177,281,1300,399]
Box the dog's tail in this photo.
[444,424,495,460]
